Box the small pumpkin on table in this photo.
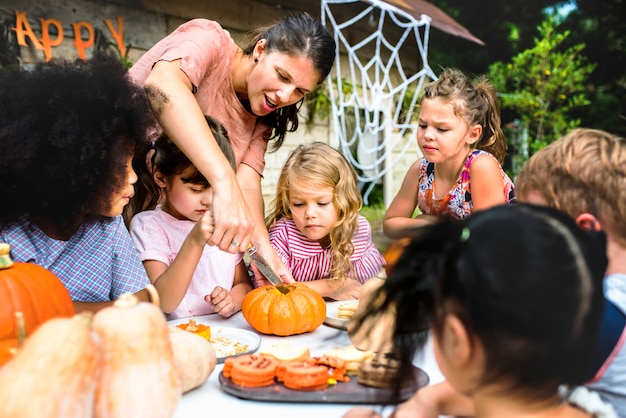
[0,243,75,366]
[241,283,326,336]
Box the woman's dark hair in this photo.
[0,54,153,235]
[350,204,607,403]
[243,12,336,151]
[125,115,235,224]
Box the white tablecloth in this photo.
[170,312,444,418]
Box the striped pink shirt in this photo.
[268,216,386,283]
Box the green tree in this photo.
[561,0,626,136]
[488,16,594,176]
[427,0,559,74]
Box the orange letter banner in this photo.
[71,21,95,59]
[13,10,43,51]
[39,18,64,61]
[104,16,126,58]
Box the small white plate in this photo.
[324,300,359,330]
[209,326,261,363]
[170,321,261,363]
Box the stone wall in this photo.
[0,0,419,212]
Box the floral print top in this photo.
[417,150,515,220]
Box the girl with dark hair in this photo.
[128,116,253,319]
[128,13,336,285]
[0,56,154,313]
[345,204,616,417]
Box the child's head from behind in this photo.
[430,204,606,398]
[0,55,152,234]
[420,68,506,164]
[152,116,235,221]
[515,128,626,247]
[356,204,607,403]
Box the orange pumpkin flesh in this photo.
[242,283,326,336]
[0,244,74,366]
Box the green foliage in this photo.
[488,16,595,177]
[304,78,354,131]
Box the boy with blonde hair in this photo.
[515,128,626,414]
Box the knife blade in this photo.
[248,244,283,286]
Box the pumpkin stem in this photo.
[75,311,94,327]
[0,243,14,269]
[186,318,198,332]
[113,292,140,309]
[15,312,27,346]
[276,284,291,294]
[145,284,161,308]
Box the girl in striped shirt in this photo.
[259,142,386,300]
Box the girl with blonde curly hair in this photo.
[260,142,385,300]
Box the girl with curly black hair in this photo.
[0,55,155,313]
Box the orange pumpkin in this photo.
[0,243,74,366]
[241,283,326,336]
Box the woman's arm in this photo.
[143,59,253,253]
[237,164,294,283]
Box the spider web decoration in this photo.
[321,0,437,204]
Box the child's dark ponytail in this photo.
[123,115,236,228]
[348,220,464,401]
[123,140,162,227]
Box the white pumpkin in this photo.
[92,286,181,418]
[168,326,217,393]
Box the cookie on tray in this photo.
[357,352,402,389]
[223,353,279,387]
[276,360,330,391]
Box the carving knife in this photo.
[248,244,283,286]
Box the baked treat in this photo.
[357,352,402,388]
[277,360,330,391]
[222,354,279,387]
[337,302,357,319]
[323,344,373,374]
[257,342,310,361]
[313,354,349,382]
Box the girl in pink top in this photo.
[129,116,252,319]
[261,142,386,300]
[384,68,515,239]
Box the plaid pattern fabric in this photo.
[1,215,149,302]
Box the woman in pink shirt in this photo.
[128,13,336,285]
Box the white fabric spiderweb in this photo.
[321,0,437,204]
